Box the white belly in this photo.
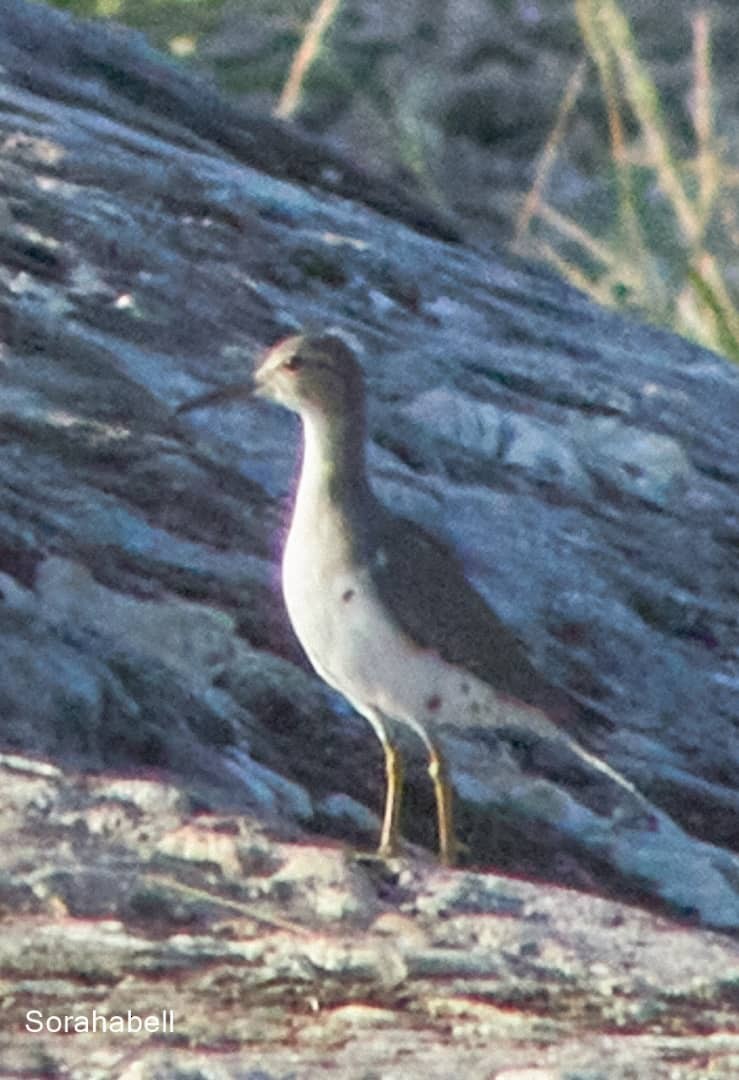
[282,523,549,740]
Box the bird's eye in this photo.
[283,354,304,372]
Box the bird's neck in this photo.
[297,407,372,515]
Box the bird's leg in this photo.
[427,744,456,867]
[378,738,404,858]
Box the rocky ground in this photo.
[1,752,738,1078]
[0,2,737,1075]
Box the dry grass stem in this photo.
[691,11,719,231]
[514,59,586,245]
[598,0,698,246]
[536,203,616,268]
[275,0,342,121]
[518,0,737,361]
[575,0,648,266]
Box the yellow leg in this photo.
[428,746,456,866]
[378,740,404,858]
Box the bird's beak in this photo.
[175,376,256,415]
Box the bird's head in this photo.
[176,333,366,423]
[253,333,365,419]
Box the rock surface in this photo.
[1,752,738,1078]
[0,2,738,1071]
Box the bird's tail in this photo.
[559,730,654,814]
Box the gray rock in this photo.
[0,0,737,967]
[1,753,738,1077]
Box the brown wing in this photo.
[366,505,572,718]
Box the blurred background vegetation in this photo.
[47,0,738,361]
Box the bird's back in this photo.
[365,507,576,718]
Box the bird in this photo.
[177,332,645,865]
